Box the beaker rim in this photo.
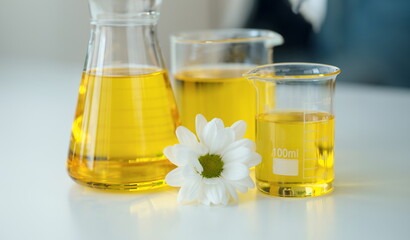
[171,28,284,46]
[243,62,341,81]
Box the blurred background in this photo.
[1,0,409,87]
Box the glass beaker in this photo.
[67,0,179,191]
[171,29,283,140]
[244,63,340,197]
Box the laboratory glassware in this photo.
[67,0,179,191]
[171,29,283,140]
[244,63,340,197]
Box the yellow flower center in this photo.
[198,154,224,178]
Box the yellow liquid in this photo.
[174,65,255,139]
[67,68,179,191]
[256,111,335,197]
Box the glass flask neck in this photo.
[84,0,165,73]
[88,0,162,26]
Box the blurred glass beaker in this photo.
[244,63,340,197]
[67,0,179,191]
[171,29,283,139]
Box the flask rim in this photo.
[243,62,341,81]
[171,28,284,46]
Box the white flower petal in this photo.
[230,120,247,140]
[224,182,238,201]
[185,179,202,202]
[202,177,220,185]
[228,176,255,193]
[221,192,229,205]
[201,119,220,147]
[201,119,235,154]
[208,135,225,154]
[178,177,202,203]
[177,186,188,203]
[206,185,217,204]
[209,128,235,154]
[192,158,204,173]
[206,182,225,205]
[195,114,208,142]
[173,144,199,166]
[247,152,262,168]
[230,176,255,193]
[163,146,175,162]
[231,182,248,193]
[165,144,187,166]
[165,167,184,187]
[222,146,252,164]
[195,143,209,156]
[216,183,227,205]
[242,176,255,188]
[222,139,255,155]
[200,188,211,206]
[221,162,250,181]
[182,163,202,179]
[176,126,198,147]
[212,118,225,130]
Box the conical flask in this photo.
[67,0,179,191]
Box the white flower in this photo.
[164,114,261,205]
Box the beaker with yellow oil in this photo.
[244,63,340,197]
[67,0,179,191]
[171,29,283,140]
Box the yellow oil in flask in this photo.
[67,69,178,191]
[174,65,255,139]
[256,111,334,197]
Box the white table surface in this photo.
[1,60,410,240]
